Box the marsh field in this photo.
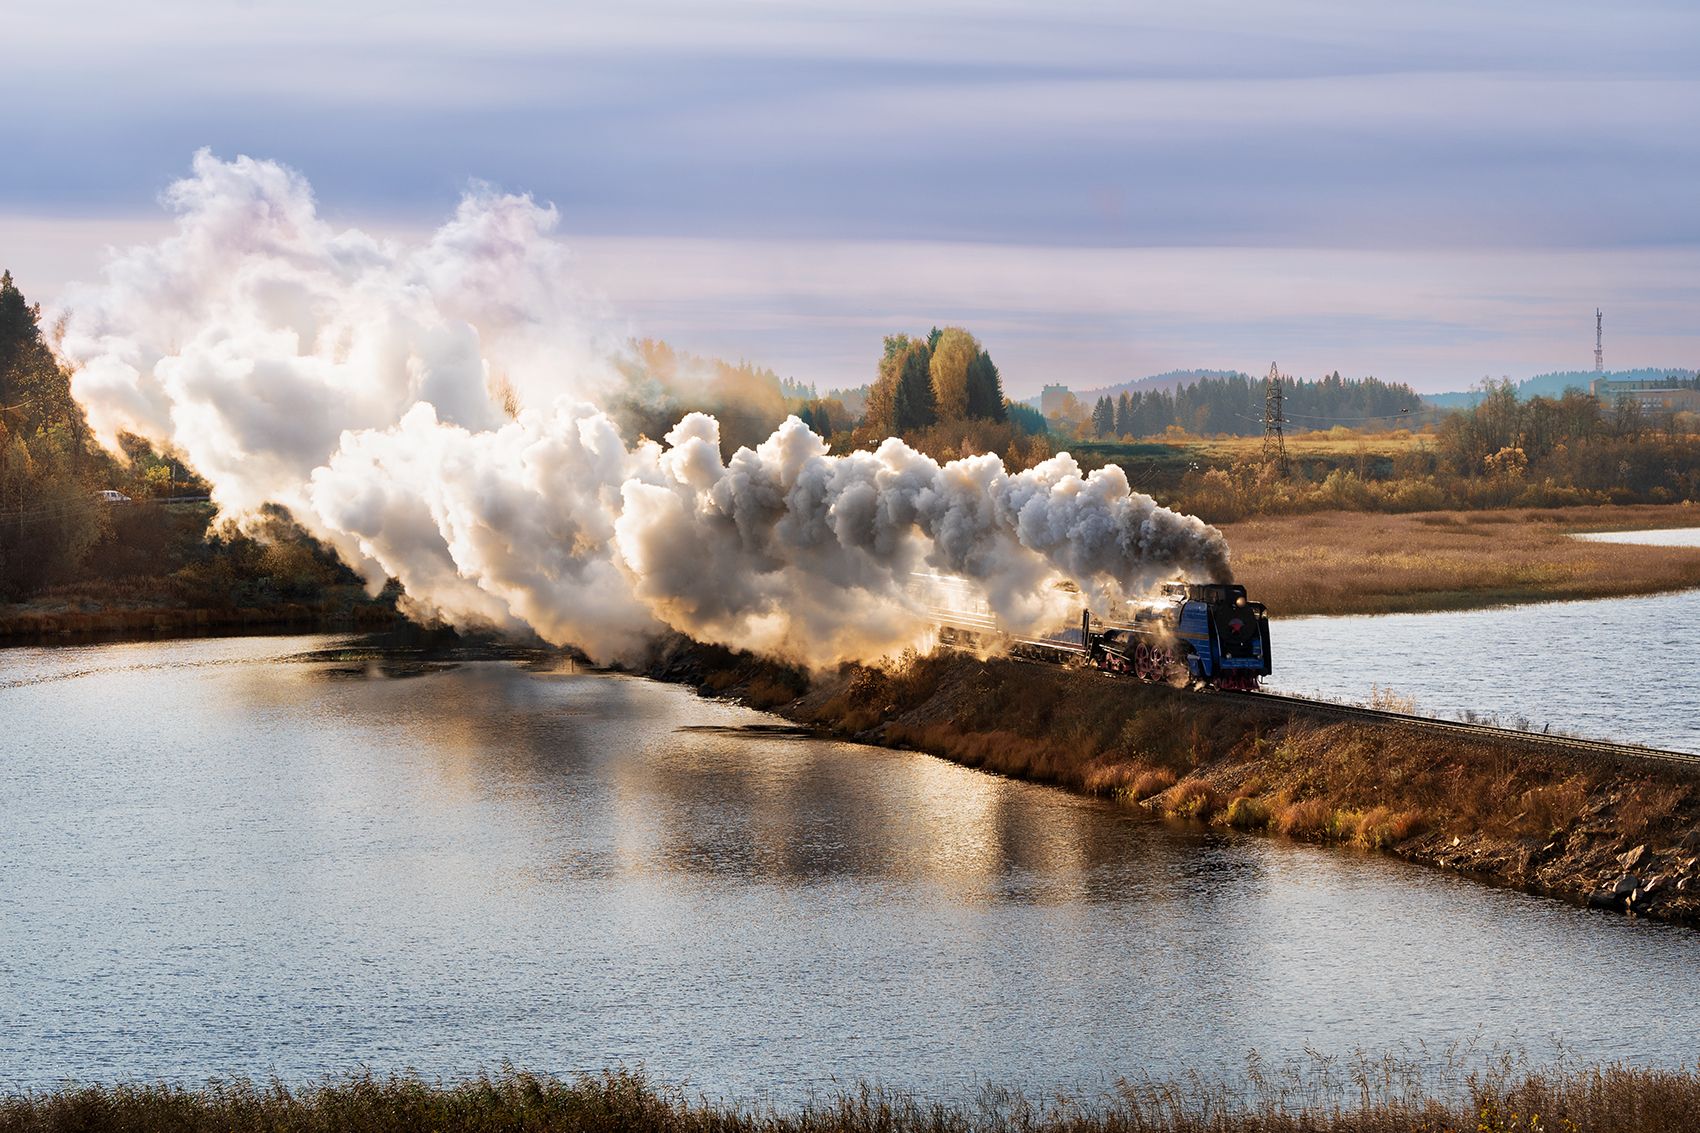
[1220,504,1700,615]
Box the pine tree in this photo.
[966,350,1006,421]
[892,339,937,433]
[1091,395,1115,437]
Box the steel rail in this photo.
[929,611,1700,771]
[1225,688,1700,770]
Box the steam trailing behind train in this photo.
[924,575,1272,690]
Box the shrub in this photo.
[1222,795,1272,831]
[1356,806,1426,849]
[1275,797,1333,840]
[1522,776,1590,836]
[1325,808,1365,841]
[1164,778,1221,820]
[745,674,801,709]
[1617,782,1690,841]
[1129,768,1177,801]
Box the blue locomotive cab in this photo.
[1169,582,1271,689]
[1078,580,1273,689]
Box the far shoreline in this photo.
[6,503,1700,647]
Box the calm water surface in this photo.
[3,635,1698,1100]
[1573,526,1700,547]
[1270,528,1700,753]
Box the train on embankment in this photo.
[928,579,1272,691]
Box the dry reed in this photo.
[7,1056,1700,1133]
[1220,504,1700,616]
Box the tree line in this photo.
[1170,378,1700,522]
[1081,372,1424,438]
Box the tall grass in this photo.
[1219,504,1700,616]
[6,1056,1700,1132]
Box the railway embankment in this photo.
[652,641,1700,929]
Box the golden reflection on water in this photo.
[216,660,1129,905]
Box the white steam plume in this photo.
[56,151,1232,666]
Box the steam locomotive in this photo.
[1080,582,1271,691]
[925,575,1272,691]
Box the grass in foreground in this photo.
[1219,504,1700,616]
[6,1058,1700,1133]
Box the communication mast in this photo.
[1262,362,1288,476]
[1595,309,1604,373]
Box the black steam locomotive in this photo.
[1083,582,1271,690]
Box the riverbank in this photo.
[0,580,402,642]
[1221,503,1700,615]
[657,643,1700,929]
[7,1061,1699,1133]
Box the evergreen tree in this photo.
[1091,395,1115,436]
[966,350,1006,421]
[1115,391,1133,436]
[892,339,937,433]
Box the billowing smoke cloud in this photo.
[56,150,1232,666]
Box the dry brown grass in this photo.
[1129,768,1178,801]
[1274,797,1334,839]
[1355,806,1426,849]
[1162,778,1223,820]
[1616,781,1691,842]
[9,1059,1700,1133]
[1220,503,1700,615]
[1222,795,1272,830]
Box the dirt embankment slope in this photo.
[652,641,1700,929]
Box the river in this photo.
[1268,528,1700,753]
[2,634,1698,1101]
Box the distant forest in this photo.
[1077,372,1423,439]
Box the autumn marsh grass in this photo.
[6,1054,1700,1133]
[1220,504,1700,616]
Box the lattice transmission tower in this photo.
[1262,362,1288,476]
[1595,308,1604,373]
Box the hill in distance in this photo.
[1423,368,1698,408]
[1020,369,1249,408]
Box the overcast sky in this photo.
[4,0,1698,394]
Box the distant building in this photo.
[1589,376,1700,414]
[1039,384,1072,416]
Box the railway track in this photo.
[929,604,1700,771]
[1225,688,1700,771]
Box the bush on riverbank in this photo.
[7,1059,1700,1132]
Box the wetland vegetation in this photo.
[7,1059,1700,1133]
